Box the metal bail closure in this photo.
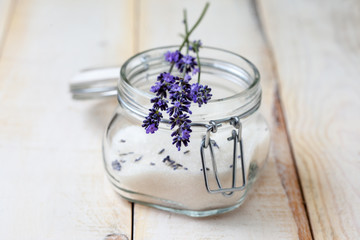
[200,117,246,197]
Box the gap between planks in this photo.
[132,0,141,54]
[131,1,140,239]
[273,87,314,240]
[252,0,313,239]
[0,0,17,59]
[131,202,135,240]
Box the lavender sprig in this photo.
[142,3,211,151]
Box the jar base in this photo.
[108,179,247,217]
[124,195,243,217]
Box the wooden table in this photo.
[0,0,359,239]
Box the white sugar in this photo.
[105,116,270,211]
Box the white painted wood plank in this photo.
[259,0,360,239]
[132,0,308,239]
[0,0,134,239]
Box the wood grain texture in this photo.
[4,0,357,238]
[132,0,310,239]
[0,0,134,239]
[258,0,360,239]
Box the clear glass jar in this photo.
[103,46,270,217]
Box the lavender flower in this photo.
[189,40,202,52]
[151,97,168,111]
[142,3,212,150]
[169,113,191,130]
[143,58,212,149]
[145,124,157,134]
[190,83,212,107]
[150,72,175,98]
[167,100,191,116]
[176,54,198,74]
[142,109,163,134]
[162,72,175,83]
[171,122,192,150]
[165,50,182,64]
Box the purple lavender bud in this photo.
[189,40,202,52]
[142,108,163,133]
[164,50,182,63]
[151,97,168,111]
[190,83,212,107]
[171,84,181,92]
[192,67,200,75]
[184,74,191,83]
[112,160,122,171]
[171,123,192,151]
[178,55,198,74]
[175,58,184,72]
[163,72,175,83]
[150,81,162,93]
[173,136,182,151]
[191,83,200,93]
[171,113,191,128]
[146,124,158,134]
[183,55,195,65]
[164,51,172,62]
[182,129,191,140]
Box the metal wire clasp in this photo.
[200,117,246,197]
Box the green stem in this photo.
[179,2,209,51]
[184,9,189,55]
[169,2,210,73]
[183,9,189,77]
[196,50,201,83]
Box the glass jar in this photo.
[102,46,270,217]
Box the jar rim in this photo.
[120,45,260,103]
[119,45,262,124]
